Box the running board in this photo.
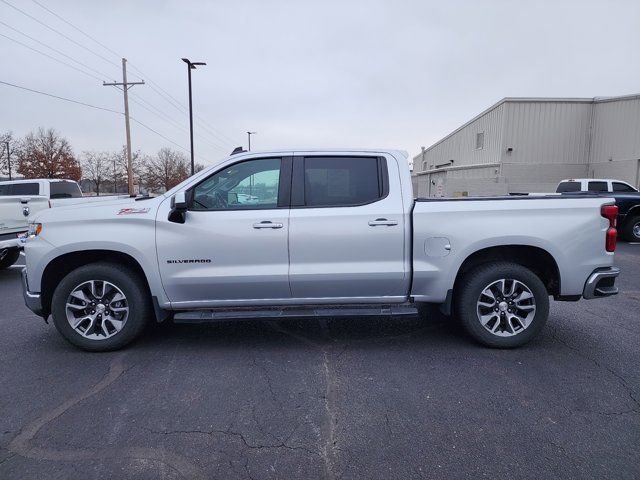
[173,305,418,323]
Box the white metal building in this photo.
[412,94,640,197]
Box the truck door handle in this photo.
[368,218,398,227]
[253,221,283,229]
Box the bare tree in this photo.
[81,151,111,196]
[111,145,145,193]
[16,128,81,180]
[144,148,190,192]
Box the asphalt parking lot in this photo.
[1,245,639,480]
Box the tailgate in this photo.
[0,196,49,233]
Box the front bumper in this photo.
[21,268,47,318]
[583,267,620,299]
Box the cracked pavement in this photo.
[1,244,639,479]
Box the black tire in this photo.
[622,215,640,242]
[0,249,20,270]
[51,262,151,351]
[454,262,549,348]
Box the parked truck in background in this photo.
[21,149,620,351]
[556,178,640,242]
[0,179,128,269]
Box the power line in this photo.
[129,117,191,155]
[30,0,122,59]
[2,0,234,156]
[0,0,122,73]
[0,79,201,158]
[0,21,114,80]
[7,0,238,146]
[0,32,103,82]
[128,67,238,149]
[129,93,228,154]
[0,79,123,114]
[128,61,240,147]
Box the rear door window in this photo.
[587,181,608,192]
[556,182,581,193]
[50,181,82,199]
[7,183,40,195]
[612,182,636,192]
[302,156,386,207]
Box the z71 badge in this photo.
[117,208,150,215]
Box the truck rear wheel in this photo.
[455,262,549,348]
[0,249,20,270]
[51,262,151,351]
[622,215,640,242]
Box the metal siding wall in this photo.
[590,98,640,163]
[412,96,640,196]
[415,104,505,170]
[502,101,592,165]
[590,159,640,188]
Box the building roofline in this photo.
[416,93,640,158]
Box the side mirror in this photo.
[172,191,188,210]
[168,191,189,224]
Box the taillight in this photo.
[601,205,617,227]
[601,204,618,252]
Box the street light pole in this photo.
[2,141,10,181]
[247,131,256,151]
[182,58,206,175]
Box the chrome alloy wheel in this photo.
[633,221,640,239]
[476,278,536,337]
[65,280,129,340]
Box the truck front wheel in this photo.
[51,262,151,351]
[455,262,549,348]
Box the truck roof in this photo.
[228,147,408,156]
[559,178,630,183]
[0,178,78,185]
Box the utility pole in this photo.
[247,131,256,151]
[181,58,206,175]
[104,58,144,195]
[2,141,10,181]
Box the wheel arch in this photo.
[40,250,152,317]
[453,245,561,297]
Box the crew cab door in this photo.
[156,156,292,307]
[288,154,408,301]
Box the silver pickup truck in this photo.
[20,149,620,351]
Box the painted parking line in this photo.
[20,251,25,256]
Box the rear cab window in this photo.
[587,181,608,192]
[556,181,581,193]
[298,156,388,207]
[50,181,82,199]
[0,182,40,196]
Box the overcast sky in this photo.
[1,0,639,165]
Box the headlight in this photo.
[27,223,42,238]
